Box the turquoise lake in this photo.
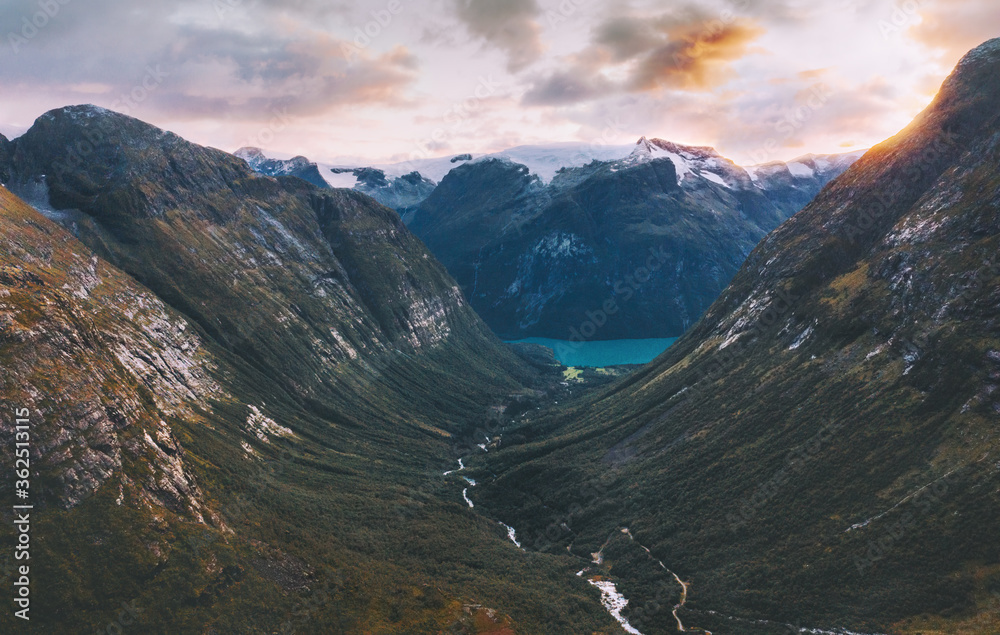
[507,337,678,367]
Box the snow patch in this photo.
[787,161,815,178]
[699,171,730,187]
[789,325,814,350]
[865,345,887,360]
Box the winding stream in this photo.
[587,579,643,635]
[442,457,522,548]
[442,458,880,635]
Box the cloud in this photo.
[626,17,765,92]
[521,69,613,106]
[593,16,663,62]
[708,75,903,163]
[908,0,1000,68]
[0,1,419,121]
[160,29,419,117]
[522,9,764,106]
[453,0,544,72]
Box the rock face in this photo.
[0,186,222,521]
[5,106,512,401]
[477,38,1000,633]
[234,146,331,189]
[409,142,862,340]
[0,107,619,634]
[349,167,437,221]
[0,133,11,183]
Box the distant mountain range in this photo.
[410,139,862,340]
[233,146,331,189]
[240,140,863,342]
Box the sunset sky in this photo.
[0,0,997,165]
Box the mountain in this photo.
[328,142,641,190]
[0,132,11,183]
[234,146,331,189]
[409,141,863,341]
[473,38,1000,634]
[332,166,437,221]
[243,143,645,222]
[0,106,623,633]
[236,148,438,220]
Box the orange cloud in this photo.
[523,13,765,106]
[628,19,765,92]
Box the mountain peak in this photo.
[234,146,266,161]
[29,104,179,151]
[926,37,1000,128]
[631,136,720,158]
[231,147,330,188]
[955,36,1000,70]
[43,103,115,120]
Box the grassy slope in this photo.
[0,125,620,634]
[473,39,1000,634]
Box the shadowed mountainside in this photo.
[473,37,1000,635]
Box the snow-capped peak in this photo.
[235,146,266,161]
[744,149,867,188]
[234,147,267,169]
[625,137,748,189]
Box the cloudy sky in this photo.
[0,0,997,165]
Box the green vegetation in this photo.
[0,110,620,634]
[472,38,1000,635]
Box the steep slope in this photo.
[234,146,331,189]
[409,143,861,341]
[0,184,226,520]
[473,38,1000,634]
[0,109,621,633]
[5,105,521,416]
[0,133,11,183]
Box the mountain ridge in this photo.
[407,138,863,340]
[472,36,1000,634]
[0,105,622,634]
[234,146,331,189]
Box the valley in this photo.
[469,36,1000,635]
[243,140,864,344]
[0,19,998,635]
